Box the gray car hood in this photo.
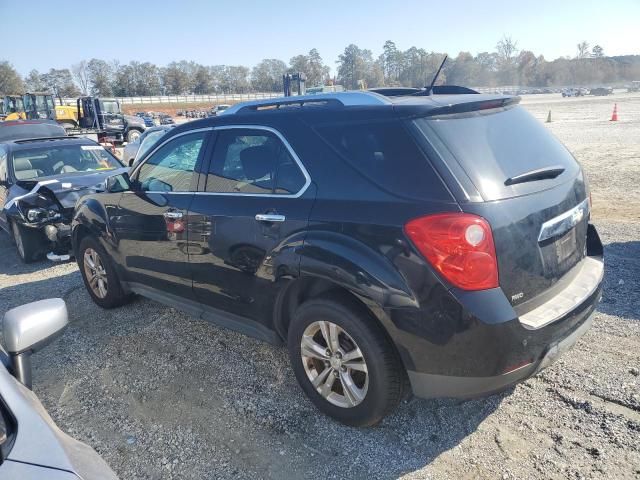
[0,362,118,479]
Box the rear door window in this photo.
[414,105,580,201]
[205,128,307,195]
[314,120,450,201]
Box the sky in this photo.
[2,0,639,75]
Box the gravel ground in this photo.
[0,92,638,480]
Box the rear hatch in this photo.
[413,102,589,310]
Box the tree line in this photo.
[1,38,639,97]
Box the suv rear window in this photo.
[414,105,580,201]
[315,120,450,201]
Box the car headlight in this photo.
[26,208,60,223]
[27,207,48,222]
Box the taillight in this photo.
[404,213,499,290]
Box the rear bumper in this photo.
[392,224,603,400]
[407,308,595,399]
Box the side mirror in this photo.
[3,298,68,388]
[104,172,132,193]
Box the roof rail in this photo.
[223,91,391,115]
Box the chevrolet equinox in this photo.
[72,90,604,426]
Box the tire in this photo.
[126,129,142,143]
[77,235,130,309]
[288,297,405,427]
[11,221,42,263]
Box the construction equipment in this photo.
[283,73,306,97]
[3,93,56,121]
[1,92,83,128]
[0,95,25,120]
[23,92,56,120]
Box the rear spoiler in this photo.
[423,96,521,117]
[369,85,480,97]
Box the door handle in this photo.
[164,211,183,220]
[255,213,286,223]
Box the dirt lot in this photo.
[0,92,638,480]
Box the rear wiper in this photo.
[504,165,565,186]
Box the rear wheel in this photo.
[288,297,405,427]
[11,221,41,263]
[77,236,130,308]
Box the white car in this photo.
[211,104,231,116]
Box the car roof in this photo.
[5,135,99,151]
[0,120,67,143]
[168,91,519,133]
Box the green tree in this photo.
[193,65,211,94]
[222,66,250,93]
[307,49,330,86]
[0,61,24,93]
[87,59,114,96]
[337,44,382,89]
[381,40,404,84]
[162,61,191,94]
[40,68,80,96]
[251,59,288,92]
[24,69,46,92]
[592,45,604,58]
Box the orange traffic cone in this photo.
[610,104,618,121]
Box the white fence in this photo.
[60,92,282,106]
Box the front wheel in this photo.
[77,236,130,308]
[11,221,41,263]
[288,297,405,427]
[126,129,142,143]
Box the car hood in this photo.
[10,167,128,210]
[0,360,118,479]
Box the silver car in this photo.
[122,125,175,167]
[0,299,118,479]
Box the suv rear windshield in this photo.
[414,105,580,201]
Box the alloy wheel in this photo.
[83,248,108,298]
[300,320,369,408]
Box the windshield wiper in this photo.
[505,165,565,186]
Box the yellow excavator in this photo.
[0,95,26,120]
[1,92,78,127]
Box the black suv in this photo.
[72,91,604,426]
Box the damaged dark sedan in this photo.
[0,136,126,262]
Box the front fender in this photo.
[298,231,418,310]
[71,195,114,254]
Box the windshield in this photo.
[218,105,229,111]
[414,105,580,201]
[101,101,120,114]
[12,144,121,180]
